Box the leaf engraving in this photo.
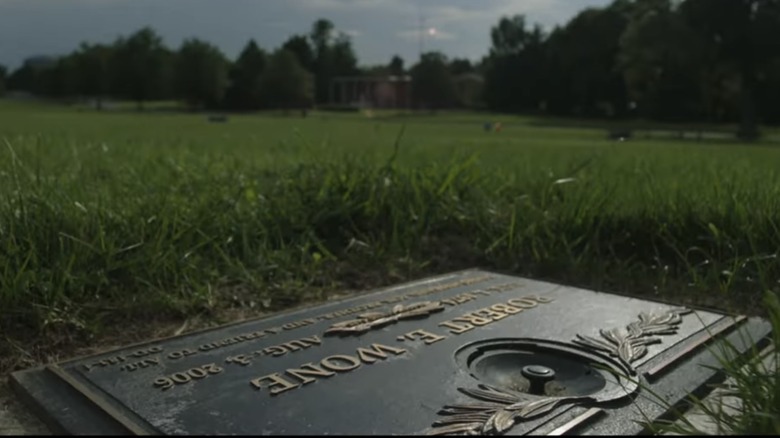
[324,301,445,336]
[428,382,590,436]
[572,308,691,366]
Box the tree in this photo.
[39,55,78,98]
[308,19,359,104]
[110,27,171,110]
[482,15,549,112]
[281,35,315,72]
[449,58,474,76]
[618,4,709,121]
[72,43,112,109]
[543,3,632,117]
[174,38,229,109]
[260,49,314,111]
[453,74,484,108]
[7,57,56,95]
[679,0,780,140]
[331,32,359,77]
[224,40,267,110]
[0,64,6,97]
[7,65,33,93]
[410,52,457,110]
[310,19,334,60]
[490,15,532,56]
[757,58,780,124]
[388,55,405,76]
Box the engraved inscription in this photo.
[440,291,483,307]
[355,343,409,362]
[153,363,223,391]
[323,281,528,337]
[83,346,163,372]
[263,336,322,357]
[320,355,362,372]
[167,348,198,361]
[282,318,317,331]
[225,336,323,367]
[198,330,268,352]
[286,363,335,384]
[400,329,447,345]
[316,274,495,321]
[317,301,386,321]
[120,357,160,373]
[165,329,275,362]
[249,373,299,396]
[80,274,501,375]
[403,275,496,299]
[250,343,407,396]
[438,296,554,335]
[225,352,261,366]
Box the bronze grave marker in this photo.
[9,269,772,435]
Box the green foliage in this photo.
[260,49,314,109]
[4,3,780,127]
[549,3,631,117]
[618,5,707,121]
[174,38,229,109]
[483,15,547,113]
[0,64,6,97]
[475,0,780,133]
[411,52,457,110]
[282,35,316,73]
[110,27,172,109]
[224,40,268,111]
[448,58,474,76]
[71,43,113,109]
[388,55,405,76]
[306,19,359,104]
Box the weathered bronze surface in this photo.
[8,269,772,435]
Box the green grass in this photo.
[1,98,779,342]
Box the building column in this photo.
[341,80,348,105]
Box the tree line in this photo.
[1,0,779,138]
[480,0,780,139]
[2,19,362,112]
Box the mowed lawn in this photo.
[2,99,780,358]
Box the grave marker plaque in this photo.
[9,269,772,435]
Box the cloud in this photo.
[421,0,571,28]
[395,28,456,42]
[294,0,386,11]
[341,29,362,38]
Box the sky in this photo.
[0,0,611,71]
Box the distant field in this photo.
[2,99,780,358]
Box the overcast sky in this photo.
[0,0,610,71]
